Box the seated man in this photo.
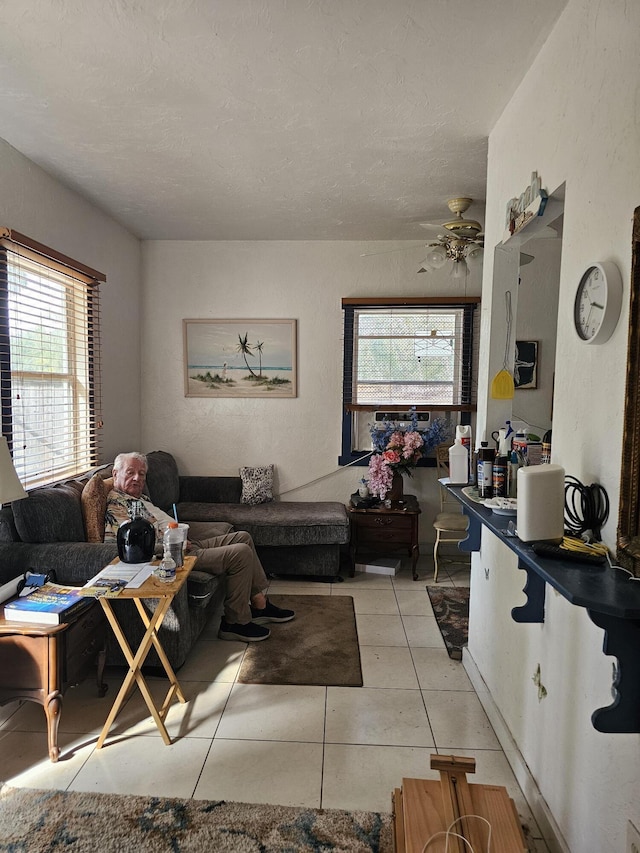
[104,452,294,642]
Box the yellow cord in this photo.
[560,536,609,556]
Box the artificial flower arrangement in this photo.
[367,409,448,500]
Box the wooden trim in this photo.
[617,206,640,576]
[0,228,106,283]
[341,296,480,307]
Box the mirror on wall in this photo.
[513,213,563,437]
[617,205,640,576]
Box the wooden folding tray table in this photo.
[96,555,196,749]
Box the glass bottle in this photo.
[116,499,155,563]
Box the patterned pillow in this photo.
[240,465,274,505]
[81,472,114,543]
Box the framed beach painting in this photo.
[183,319,297,398]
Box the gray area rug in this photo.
[238,594,363,686]
[0,784,392,852]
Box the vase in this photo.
[386,471,404,506]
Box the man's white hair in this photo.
[113,452,148,473]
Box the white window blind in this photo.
[339,297,479,464]
[0,232,104,488]
[352,306,473,406]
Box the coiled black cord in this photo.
[564,475,609,541]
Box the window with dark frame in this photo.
[0,230,104,488]
[340,297,479,466]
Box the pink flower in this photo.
[388,431,405,448]
[367,454,393,499]
[402,431,424,453]
[382,449,401,464]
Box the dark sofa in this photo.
[0,451,349,670]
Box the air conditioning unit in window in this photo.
[372,411,431,430]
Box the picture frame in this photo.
[514,340,538,389]
[183,319,297,398]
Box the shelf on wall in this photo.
[444,481,640,734]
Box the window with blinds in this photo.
[0,231,104,488]
[340,297,479,465]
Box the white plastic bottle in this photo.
[455,424,472,479]
[163,521,184,568]
[448,438,469,484]
[154,544,177,583]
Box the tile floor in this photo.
[0,554,549,851]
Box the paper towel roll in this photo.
[517,464,565,542]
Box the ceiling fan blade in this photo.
[360,244,425,258]
[419,222,456,236]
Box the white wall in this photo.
[140,240,481,542]
[0,138,142,459]
[470,1,640,850]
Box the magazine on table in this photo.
[3,582,92,625]
[81,560,155,597]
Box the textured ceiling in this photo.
[0,0,566,240]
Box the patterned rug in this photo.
[238,594,363,686]
[0,785,393,852]
[426,586,470,660]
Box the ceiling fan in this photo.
[360,196,484,277]
[416,197,484,277]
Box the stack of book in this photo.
[3,582,93,625]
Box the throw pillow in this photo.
[240,465,274,505]
[81,472,114,543]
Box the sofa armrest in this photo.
[0,542,119,587]
[178,476,242,504]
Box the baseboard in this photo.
[462,648,570,853]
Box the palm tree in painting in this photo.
[236,333,257,376]
[255,340,265,376]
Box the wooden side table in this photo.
[348,494,422,580]
[96,556,196,749]
[0,602,107,762]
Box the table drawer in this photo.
[357,527,412,545]
[354,514,414,532]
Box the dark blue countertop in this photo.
[446,483,640,620]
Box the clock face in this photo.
[574,262,622,345]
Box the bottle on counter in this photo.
[492,454,508,498]
[508,450,520,498]
[477,441,495,499]
[455,424,473,481]
[449,438,469,484]
[541,430,552,464]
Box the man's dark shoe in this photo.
[218,619,270,642]
[251,597,295,624]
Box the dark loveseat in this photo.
[0,451,349,670]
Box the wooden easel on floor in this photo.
[392,754,527,852]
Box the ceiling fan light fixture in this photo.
[450,258,467,279]
[426,245,448,268]
[465,246,484,269]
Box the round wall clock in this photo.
[573,261,623,344]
